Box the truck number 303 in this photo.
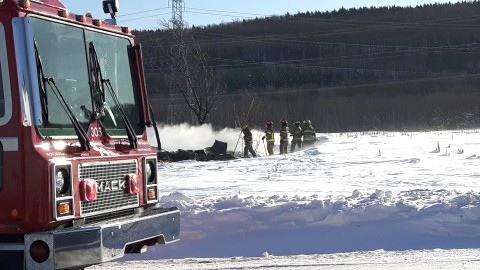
[90,127,103,138]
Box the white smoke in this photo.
[147,123,268,155]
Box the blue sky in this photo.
[60,0,454,30]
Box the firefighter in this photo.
[279,119,289,155]
[262,120,275,155]
[242,124,257,158]
[290,121,303,152]
[302,119,316,148]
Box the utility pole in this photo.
[167,0,197,125]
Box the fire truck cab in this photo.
[0,0,180,269]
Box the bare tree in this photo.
[160,20,224,125]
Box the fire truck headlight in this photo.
[144,157,158,203]
[146,159,156,184]
[55,168,70,195]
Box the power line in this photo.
[117,7,170,18]
[137,5,480,81]
[120,12,171,23]
[148,73,480,100]
[181,6,480,29]
[141,38,480,73]
[119,3,480,33]
[203,47,478,69]
[143,41,480,75]
[136,11,480,49]
[186,7,266,17]
[140,33,480,66]
[184,10,258,20]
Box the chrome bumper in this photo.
[25,207,180,270]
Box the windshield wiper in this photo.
[88,42,138,149]
[103,79,138,149]
[34,41,49,125]
[34,41,91,151]
[88,42,106,122]
[149,103,161,150]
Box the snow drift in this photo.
[128,127,480,260]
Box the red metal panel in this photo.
[33,0,66,9]
[0,7,25,234]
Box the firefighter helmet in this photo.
[294,121,301,125]
[280,118,288,125]
[241,123,248,129]
[266,120,273,126]
[303,120,311,125]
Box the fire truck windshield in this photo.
[30,17,143,138]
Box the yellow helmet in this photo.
[241,123,248,129]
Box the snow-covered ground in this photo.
[91,249,480,269]
[91,125,480,269]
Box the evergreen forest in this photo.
[135,1,480,132]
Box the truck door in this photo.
[0,21,18,218]
[0,19,23,268]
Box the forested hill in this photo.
[135,1,480,132]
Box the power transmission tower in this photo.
[167,0,197,125]
[171,0,184,32]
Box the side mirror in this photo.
[128,44,151,126]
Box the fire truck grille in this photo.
[79,160,139,217]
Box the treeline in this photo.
[135,1,480,132]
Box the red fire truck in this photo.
[0,0,180,269]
